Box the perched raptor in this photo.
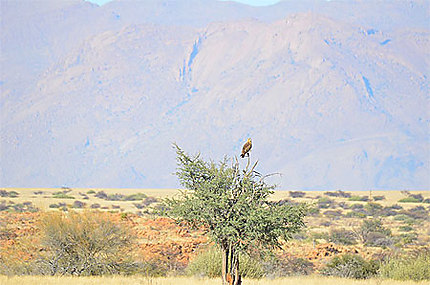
[240,138,252,158]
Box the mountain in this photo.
[1,0,429,189]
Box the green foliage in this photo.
[398,197,421,203]
[163,145,308,253]
[380,249,430,281]
[348,195,369,202]
[163,145,308,282]
[52,192,75,199]
[321,254,379,279]
[86,190,96,194]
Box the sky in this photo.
[86,0,282,7]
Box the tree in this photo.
[163,145,308,285]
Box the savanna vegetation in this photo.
[1,147,429,284]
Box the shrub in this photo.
[90,203,101,209]
[35,211,137,275]
[324,191,351,198]
[350,203,364,209]
[87,190,96,194]
[322,254,379,279]
[397,232,418,246]
[289,191,306,198]
[124,193,147,201]
[359,219,392,247]
[0,190,19,198]
[364,202,383,216]
[423,198,430,204]
[317,197,335,209]
[348,195,369,202]
[52,192,74,199]
[398,197,421,203]
[373,195,385,201]
[72,200,86,209]
[345,210,367,218]
[142,196,158,206]
[323,210,342,218]
[49,204,59,208]
[95,191,108,199]
[405,206,429,220]
[380,249,430,281]
[186,247,265,278]
[329,229,357,245]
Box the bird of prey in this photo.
[240,138,252,158]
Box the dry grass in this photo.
[3,188,429,213]
[0,276,428,285]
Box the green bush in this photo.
[186,247,265,278]
[398,197,421,203]
[52,192,75,199]
[321,254,379,279]
[348,195,369,202]
[380,249,430,281]
[373,195,385,201]
[87,190,96,194]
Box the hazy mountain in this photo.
[1,0,429,189]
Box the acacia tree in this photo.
[163,145,308,285]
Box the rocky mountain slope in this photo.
[1,0,429,189]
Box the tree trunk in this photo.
[233,252,241,285]
[221,245,229,285]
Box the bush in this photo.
[364,202,383,216]
[329,229,357,245]
[324,191,351,198]
[35,211,137,275]
[380,249,430,281]
[360,219,392,247]
[317,197,335,209]
[95,191,108,199]
[323,210,342,218]
[90,203,101,209]
[186,247,265,278]
[0,190,19,198]
[322,254,379,279]
[87,190,96,194]
[373,195,385,201]
[289,191,306,198]
[398,197,421,203]
[348,195,369,202]
[72,200,86,209]
[52,192,74,199]
[397,232,418,246]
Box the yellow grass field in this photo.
[0,276,428,285]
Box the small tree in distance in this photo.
[162,144,308,285]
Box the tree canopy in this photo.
[163,144,308,284]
